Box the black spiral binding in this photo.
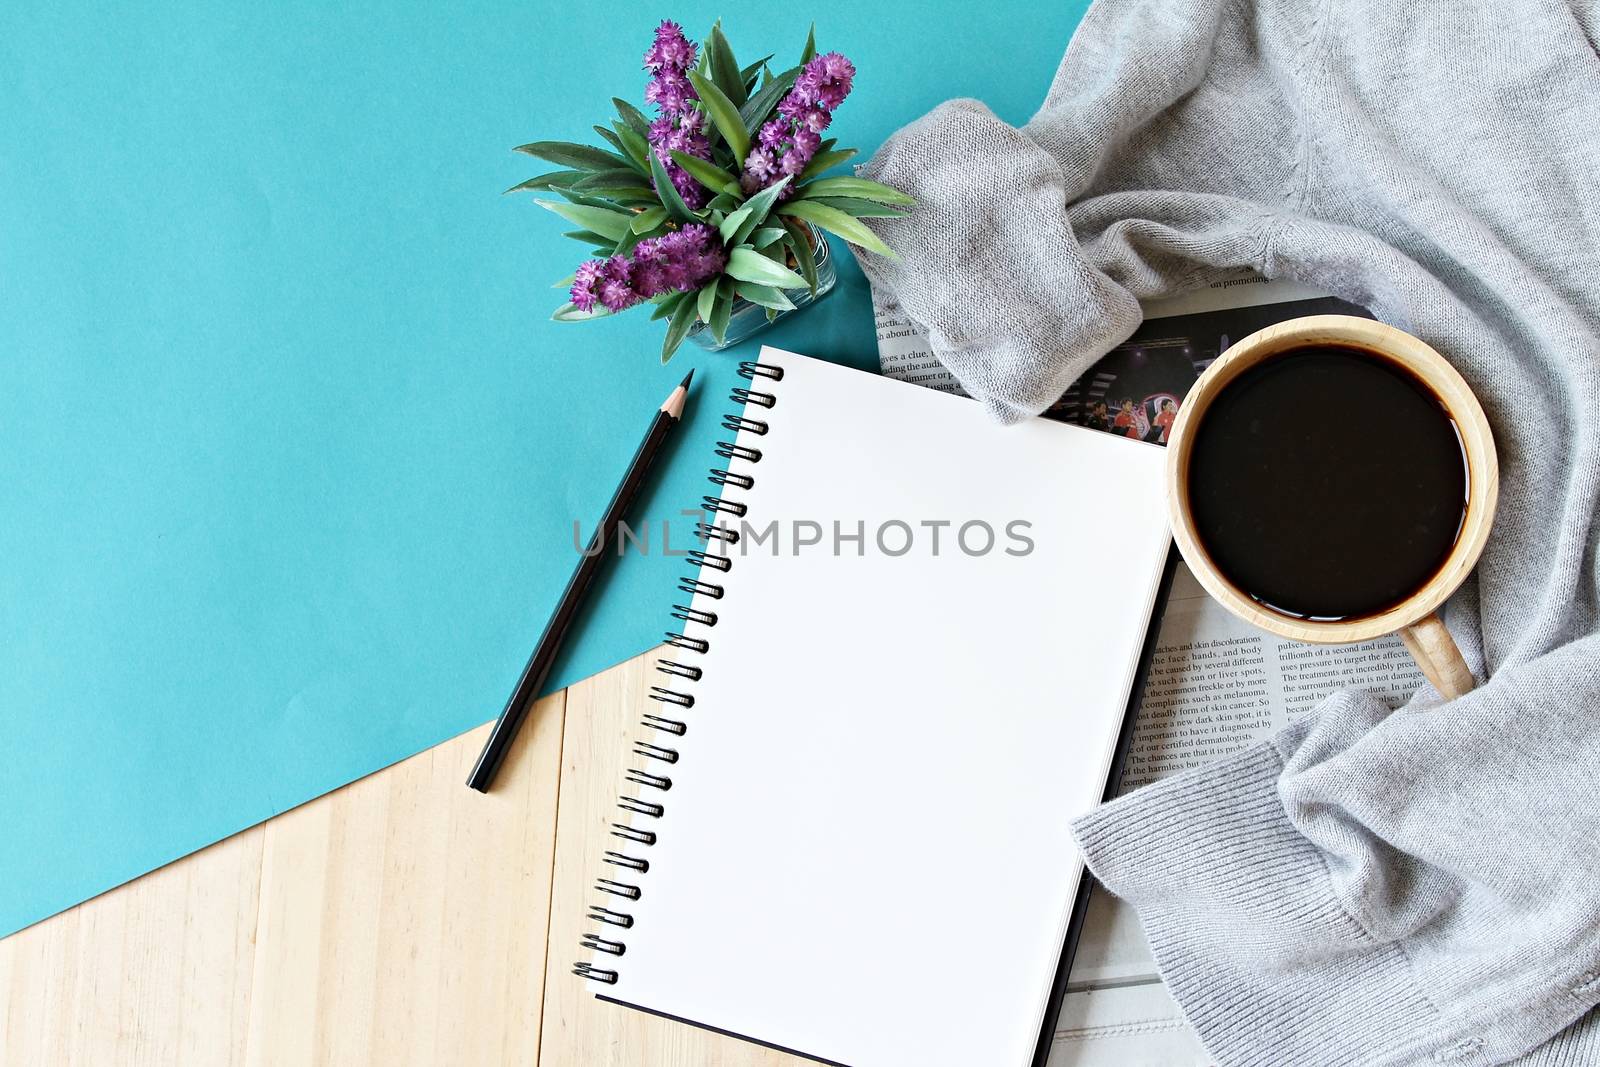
[573,359,784,986]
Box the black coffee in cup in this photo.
[1186,344,1467,620]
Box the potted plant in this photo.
[513,20,913,361]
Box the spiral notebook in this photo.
[575,347,1173,1067]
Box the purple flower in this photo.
[565,223,726,315]
[758,119,789,150]
[656,152,708,208]
[632,260,665,296]
[643,20,697,74]
[817,52,853,79]
[813,82,848,111]
[669,165,704,208]
[801,107,831,134]
[744,147,778,182]
[645,69,694,115]
[792,128,821,159]
[633,236,664,262]
[597,255,637,312]
[691,250,724,279]
[642,23,698,119]
[598,278,635,312]
[640,22,712,208]
[644,223,725,295]
[658,257,690,291]
[794,51,854,110]
[658,122,708,159]
[740,49,856,194]
[569,259,605,313]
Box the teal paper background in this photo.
[0,0,1090,936]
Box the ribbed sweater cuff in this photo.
[1072,741,1456,1067]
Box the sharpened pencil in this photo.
[467,370,695,792]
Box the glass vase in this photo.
[688,222,836,352]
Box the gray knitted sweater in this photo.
[854,1,1600,1064]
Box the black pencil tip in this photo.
[679,369,694,391]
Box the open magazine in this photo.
[873,273,1427,1067]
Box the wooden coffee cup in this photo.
[1165,315,1498,699]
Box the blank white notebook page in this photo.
[600,347,1171,1067]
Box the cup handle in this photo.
[1398,612,1477,699]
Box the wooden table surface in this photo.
[0,649,805,1067]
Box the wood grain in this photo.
[0,652,794,1066]
[1399,611,1478,699]
[0,821,264,1066]
[0,684,566,1066]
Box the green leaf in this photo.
[562,229,610,245]
[515,140,629,172]
[536,198,632,242]
[505,170,584,194]
[670,150,739,196]
[740,55,773,86]
[661,294,697,363]
[798,147,856,182]
[551,273,575,288]
[696,281,718,323]
[739,65,799,128]
[717,206,753,245]
[800,23,816,66]
[734,282,796,311]
[798,176,916,206]
[611,122,652,175]
[779,200,896,258]
[810,196,911,218]
[750,226,786,249]
[733,176,791,241]
[710,278,735,344]
[592,124,627,155]
[731,212,765,248]
[590,186,659,204]
[612,97,650,136]
[705,21,746,107]
[647,150,697,224]
[556,188,636,210]
[552,301,610,322]
[781,218,819,295]
[573,168,646,191]
[724,246,806,289]
[630,206,668,234]
[761,66,773,87]
[686,69,749,166]
[707,191,739,212]
[614,229,644,256]
[651,292,686,321]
